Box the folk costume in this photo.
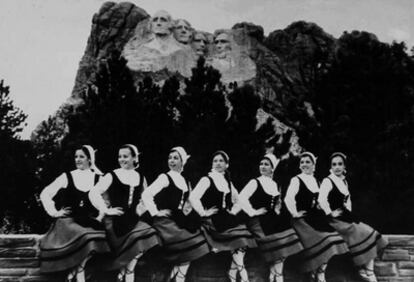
[285,152,349,277]
[98,169,160,270]
[39,145,109,278]
[190,151,256,282]
[142,147,210,282]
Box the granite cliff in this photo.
[33,2,338,156]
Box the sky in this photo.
[1,0,413,139]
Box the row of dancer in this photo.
[38,144,387,282]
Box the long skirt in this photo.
[201,217,257,252]
[291,211,349,272]
[330,217,388,266]
[104,215,160,270]
[247,212,303,262]
[153,216,211,264]
[39,217,110,273]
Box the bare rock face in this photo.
[71,2,149,99]
[35,2,339,156]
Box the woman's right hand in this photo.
[204,206,219,217]
[105,207,124,216]
[294,210,307,218]
[330,208,343,218]
[253,207,268,216]
[52,207,72,218]
[155,209,172,217]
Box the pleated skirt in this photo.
[104,216,160,270]
[153,216,211,264]
[201,218,257,252]
[39,217,110,273]
[330,218,388,266]
[247,217,304,262]
[292,216,349,272]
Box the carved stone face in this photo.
[214,33,231,55]
[192,32,207,55]
[151,10,172,36]
[174,19,192,44]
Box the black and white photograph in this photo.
[0,0,413,281]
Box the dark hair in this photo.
[300,152,316,164]
[77,146,91,160]
[330,152,347,164]
[262,157,274,169]
[169,149,183,162]
[212,150,229,163]
[120,145,137,157]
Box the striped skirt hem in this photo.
[330,219,388,266]
[202,219,257,252]
[292,218,349,272]
[248,218,304,262]
[40,218,110,273]
[153,217,210,264]
[105,217,160,269]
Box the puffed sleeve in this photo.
[238,179,259,217]
[141,174,169,216]
[318,178,333,215]
[40,173,68,217]
[284,177,300,217]
[89,173,113,214]
[189,176,210,217]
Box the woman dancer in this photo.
[318,152,388,282]
[285,152,349,282]
[239,153,303,282]
[89,144,160,282]
[39,145,109,282]
[142,147,210,282]
[190,150,257,282]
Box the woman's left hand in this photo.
[331,208,343,218]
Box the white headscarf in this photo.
[171,146,190,166]
[82,145,103,175]
[263,153,280,171]
[123,144,140,169]
[300,151,317,164]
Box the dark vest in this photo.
[327,177,350,211]
[153,173,201,233]
[200,176,239,232]
[54,171,100,217]
[326,177,357,223]
[154,173,188,211]
[250,179,279,210]
[106,171,144,212]
[200,176,232,211]
[106,170,144,236]
[295,176,318,212]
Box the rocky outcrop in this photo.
[33,2,339,156]
[71,2,148,100]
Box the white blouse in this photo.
[318,174,352,215]
[40,169,96,217]
[141,170,189,216]
[284,173,321,217]
[189,171,241,217]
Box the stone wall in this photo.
[0,234,412,281]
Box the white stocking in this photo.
[119,253,143,282]
[229,249,249,282]
[314,263,327,282]
[269,258,284,282]
[170,263,190,282]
